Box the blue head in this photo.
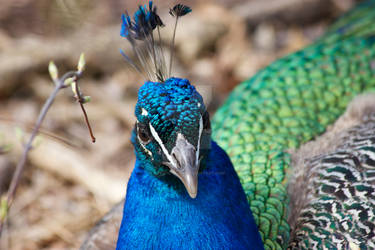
[120,2,205,197]
[132,77,211,198]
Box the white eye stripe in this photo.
[196,116,203,166]
[149,123,176,165]
[140,141,153,158]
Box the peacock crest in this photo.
[120,1,191,82]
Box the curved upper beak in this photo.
[167,134,199,198]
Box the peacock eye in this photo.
[137,122,152,144]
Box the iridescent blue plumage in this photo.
[136,78,203,140]
[117,77,264,249]
[117,141,263,249]
[120,1,163,40]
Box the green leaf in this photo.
[77,53,86,73]
[48,61,58,81]
[83,96,91,103]
[0,195,8,221]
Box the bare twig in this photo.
[73,79,96,143]
[0,54,94,236]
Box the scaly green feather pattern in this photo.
[318,1,375,44]
[212,2,375,248]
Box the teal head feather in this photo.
[132,77,211,197]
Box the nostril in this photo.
[171,152,182,169]
[171,152,177,160]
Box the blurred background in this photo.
[0,0,362,249]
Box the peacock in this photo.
[81,1,375,249]
[116,3,263,249]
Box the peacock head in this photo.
[120,2,210,198]
[132,77,211,198]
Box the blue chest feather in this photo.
[116,141,263,249]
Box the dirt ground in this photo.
[0,0,361,249]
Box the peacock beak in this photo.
[168,134,199,198]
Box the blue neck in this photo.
[116,141,264,250]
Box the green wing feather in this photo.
[212,1,375,249]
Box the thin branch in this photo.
[0,65,92,236]
[73,79,96,143]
